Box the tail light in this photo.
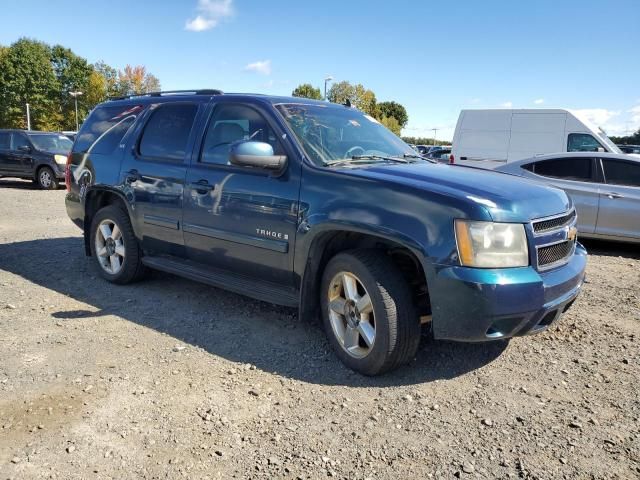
[65,153,72,191]
[449,154,455,164]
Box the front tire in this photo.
[320,249,421,375]
[36,166,58,190]
[89,205,146,284]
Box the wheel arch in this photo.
[298,225,432,324]
[83,187,135,256]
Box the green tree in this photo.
[50,45,93,130]
[0,38,59,130]
[327,81,378,116]
[380,115,401,135]
[378,101,408,128]
[94,61,120,98]
[291,83,322,100]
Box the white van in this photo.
[451,109,622,166]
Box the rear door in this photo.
[596,158,640,239]
[182,99,300,285]
[120,101,204,257]
[530,157,600,234]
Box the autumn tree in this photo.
[116,65,161,96]
[291,83,322,100]
[327,81,378,117]
[380,115,402,136]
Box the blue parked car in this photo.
[65,90,587,375]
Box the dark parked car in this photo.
[427,147,452,163]
[617,144,640,155]
[65,90,586,375]
[0,129,73,189]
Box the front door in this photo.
[183,101,300,285]
[596,158,640,239]
[0,131,13,175]
[120,101,202,257]
[10,132,35,176]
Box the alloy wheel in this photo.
[95,219,126,275]
[327,271,376,359]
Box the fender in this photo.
[295,216,432,322]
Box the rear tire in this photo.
[89,205,146,284]
[320,249,421,375]
[36,166,58,190]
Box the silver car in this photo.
[495,152,640,243]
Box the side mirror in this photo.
[597,147,605,153]
[17,145,31,153]
[229,141,287,171]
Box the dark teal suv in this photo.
[65,90,587,375]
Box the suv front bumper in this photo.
[428,243,587,342]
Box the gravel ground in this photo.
[0,180,638,479]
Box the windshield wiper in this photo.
[402,153,437,163]
[325,155,411,167]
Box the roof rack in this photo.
[108,89,223,101]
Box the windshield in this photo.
[276,103,415,166]
[28,133,73,154]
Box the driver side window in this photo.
[11,133,30,151]
[200,104,284,165]
[567,133,603,152]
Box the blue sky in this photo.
[2,0,639,140]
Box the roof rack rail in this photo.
[108,89,223,101]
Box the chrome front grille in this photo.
[537,240,576,269]
[532,210,576,234]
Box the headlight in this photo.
[454,220,529,268]
[54,154,68,165]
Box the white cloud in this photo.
[534,98,545,105]
[629,105,640,123]
[185,0,233,32]
[500,101,513,108]
[244,60,272,75]
[571,108,621,128]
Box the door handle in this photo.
[189,180,215,194]
[604,192,623,199]
[125,169,141,183]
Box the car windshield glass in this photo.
[276,103,415,166]
[27,133,73,154]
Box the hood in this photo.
[340,162,571,223]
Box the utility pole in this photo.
[432,128,439,145]
[25,103,31,130]
[69,91,83,131]
[324,76,333,101]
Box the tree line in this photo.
[291,82,408,136]
[0,38,160,131]
[609,131,640,145]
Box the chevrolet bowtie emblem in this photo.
[567,226,578,241]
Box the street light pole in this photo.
[25,103,31,130]
[69,91,83,131]
[324,76,333,101]
[432,128,439,146]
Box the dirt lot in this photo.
[0,180,638,479]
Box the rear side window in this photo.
[139,103,198,161]
[533,157,593,181]
[602,159,640,187]
[0,132,9,149]
[567,133,604,152]
[74,104,144,154]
